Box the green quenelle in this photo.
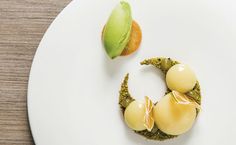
[103,1,132,59]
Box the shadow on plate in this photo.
[103,50,139,77]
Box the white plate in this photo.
[28,0,236,144]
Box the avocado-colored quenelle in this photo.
[102,1,142,59]
[119,57,201,141]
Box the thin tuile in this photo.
[172,91,201,110]
[143,96,154,131]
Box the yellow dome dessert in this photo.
[153,93,196,135]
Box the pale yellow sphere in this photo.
[166,64,197,93]
[124,100,146,131]
[153,93,196,135]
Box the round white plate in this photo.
[28,0,236,144]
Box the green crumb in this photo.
[119,73,134,111]
[140,57,179,73]
[135,125,177,141]
[119,57,202,141]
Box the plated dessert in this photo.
[102,1,201,141]
[102,1,142,59]
[119,57,201,140]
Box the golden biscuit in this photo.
[121,21,142,56]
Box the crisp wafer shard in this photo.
[172,91,201,110]
[143,96,154,131]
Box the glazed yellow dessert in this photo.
[124,100,146,131]
[124,97,154,131]
[166,64,197,93]
[153,93,196,135]
[119,57,201,140]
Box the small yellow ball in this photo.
[124,100,146,131]
[166,64,197,93]
[153,93,196,135]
